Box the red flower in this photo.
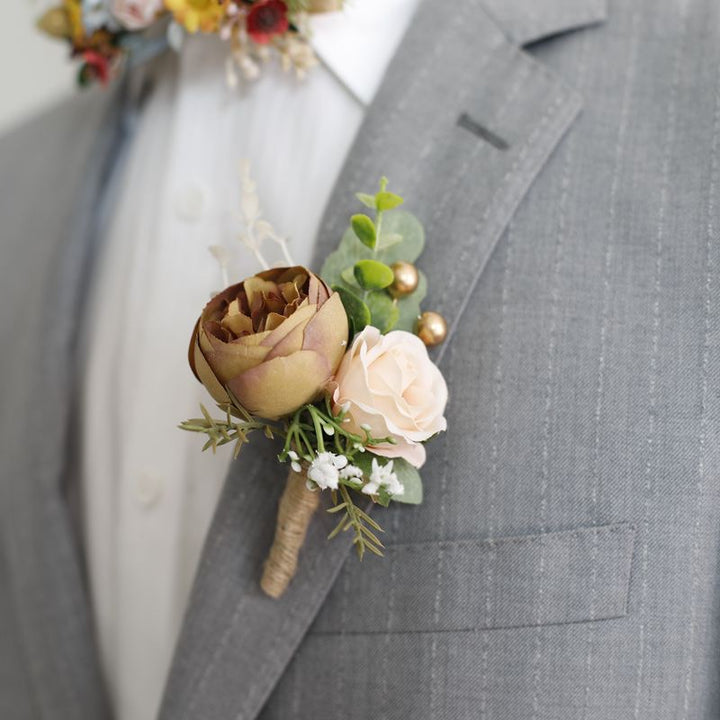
[246,0,289,44]
[80,50,111,86]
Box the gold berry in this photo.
[416,311,448,347]
[389,261,419,298]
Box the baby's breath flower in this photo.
[339,464,363,481]
[307,452,348,491]
[362,458,404,497]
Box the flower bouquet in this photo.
[36,0,343,86]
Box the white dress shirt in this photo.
[81,1,419,718]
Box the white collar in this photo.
[310,0,421,106]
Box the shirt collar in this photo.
[310,0,421,106]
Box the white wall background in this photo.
[0,1,77,135]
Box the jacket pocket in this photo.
[312,522,635,635]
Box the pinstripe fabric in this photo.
[160,2,588,719]
[259,0,720,718]
[1,0,719,718]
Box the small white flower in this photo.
[291,461,302,474]
[360,423,372,432]
[287,450,299,461]
[307,452,348,491]
[362,458,404,497]
[339,464,363,481]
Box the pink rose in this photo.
[111,0,164,30]
[331,327,448,469]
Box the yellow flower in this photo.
[164,0,226,33]
[37,0,85,45]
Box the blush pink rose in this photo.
[331,326,448,469]
[111,0,164,30]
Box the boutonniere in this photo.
[181,174,449,598]
[37,0,343,86]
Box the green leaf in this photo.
[376,488,392,507]
[375,191,404,212]
[321,210,426,291]
[366,291,400,333]
[355,192,377,209]
[332,285,371,335]
[353,259,394,290]
[351,214,377,249]
[376,211,425,263]
[340,266,361,288]
[376,232,403,251]
[390,458,424,504]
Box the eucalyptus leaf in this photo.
[321,210,426,290]
[375,191,404,212]
[351,214,376,249]
[376,232,403,251]
[391,459,423,504]
[376,210,425,264]
[353,259,394,290]
[332,285,371,335]
[366,291,400,333]
[340,266,361,288]
[355,192,377,209]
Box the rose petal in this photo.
[221,308,253,337]
[227,350,332,420]
[200,324,271,381]
[370,438,427,469]
[265,321,306,360]
[301,292,348,373]
[260,302,316,348]
[193,339,230,404]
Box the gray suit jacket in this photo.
[2,0,719,717]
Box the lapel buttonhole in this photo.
[457,112,510,151]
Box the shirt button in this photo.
[174,181,209,223]
[134,470,164,508]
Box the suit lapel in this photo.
[161,0,592,718]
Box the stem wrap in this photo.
[261,468,320,598]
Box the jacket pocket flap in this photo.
[312,522,635,635]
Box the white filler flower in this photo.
[363,458,404,497]
[307,452,349,490]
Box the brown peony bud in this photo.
[189,266,349,420]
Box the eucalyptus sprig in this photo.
[321,177,427,336]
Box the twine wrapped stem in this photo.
[261,468,320,598]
